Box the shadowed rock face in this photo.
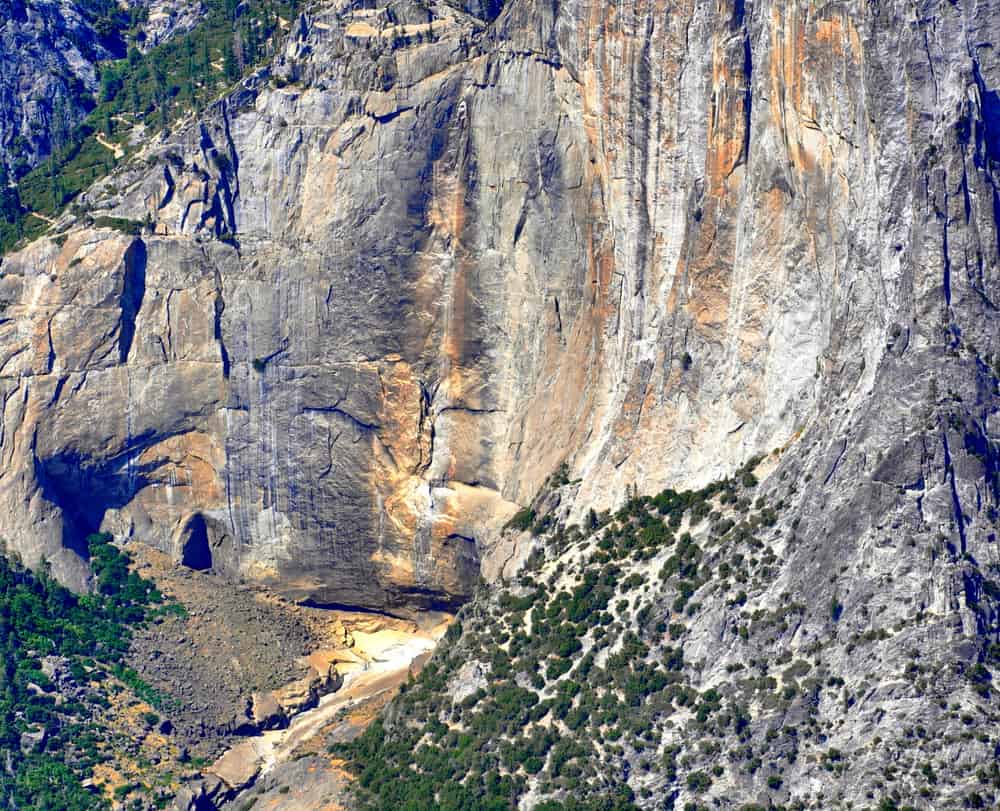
[0,0,997,610]
[0,0,203,176]
[0,0,117,176]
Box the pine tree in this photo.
[50,170,63,210]
[185,37,196,105]
[50,97,68,157]
[0,165,20,224]
[222,38,238,82]
[99,66,118,103]
[233,28,245,73]
[127,81,140,115]
[244,20,258,65]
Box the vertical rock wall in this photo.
[0,0,996,610]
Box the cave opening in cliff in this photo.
[179,514,213,571]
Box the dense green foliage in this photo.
[337,466,781,811]
[0,533,175,809]
[0,0,303,255]
[337,453,999,810]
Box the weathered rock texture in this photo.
[0,0,118,175]
[136,0,206,52]
[0,0,204,176]
[0,0,997,623]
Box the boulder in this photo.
[250,690,287,730]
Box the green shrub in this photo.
[506,508,536,532]
[686,771,712,792]
[92,215,142,235]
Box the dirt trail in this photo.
[95,132,125,159]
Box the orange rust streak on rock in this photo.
[441,157,469,373]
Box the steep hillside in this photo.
[0,533,191,810]
[0,0,998,807]
[0,0,310,254]
[0,0,205,179]
[1,0,997,607]
[0,0,126,178]
[339,460,1000,809]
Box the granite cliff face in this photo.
[0,0,997,628]
[0,0,118,176]
[0,0,203,177]
[135,0,205,52]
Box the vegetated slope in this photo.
[0,0,129,180]
[0,0,300,254]
[342,451,1000,811]
[0,533,190,809]
[1,0,997,622]
[0,1,997,807]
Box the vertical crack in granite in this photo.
[0,0,994,635]
[118,239,148,364]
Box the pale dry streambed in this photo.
[125,543,449,809]
[206,621,446,804]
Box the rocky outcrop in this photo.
[0,0,204,177]
[0,0,997,625]
[0,0,120,176]
[136,0,206,52]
